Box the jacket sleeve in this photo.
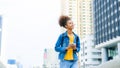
[74,36,80,53]
[55,34,67,53]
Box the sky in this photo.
[0,0,61,67]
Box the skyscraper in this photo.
[61,0,93,39]
[78,0,93,39]
[61,0,79,33]
[93,0,120,63]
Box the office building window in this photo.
[107,46,118,60]
[81,60,83,62]
[85,47,87,49]
[69,8,72,10]
[85,53,87,55]
[94,0,120,45]
[114,1,117,5]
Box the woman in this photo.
[55,15,80,68]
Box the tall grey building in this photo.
[93,0,120,63]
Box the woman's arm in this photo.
[55,34,67,52]
[74,36,80,53]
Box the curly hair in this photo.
[59,15,71,28]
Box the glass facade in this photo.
[93,0,120,45]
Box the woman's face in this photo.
[65,20,74,30]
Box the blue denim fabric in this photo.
[60,60,78,68]
[55,31,80,61]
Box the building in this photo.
[78,0,93,39]
[61,0,93,39]
[0,16,2,56]
[93,0,120,63]
[61,0,79,33]
[0,58,6,68]
[43,48,59,68]
[80,35,101,68]
[93,0,120,62]
[7,59,24,68]
[0,16,6,68]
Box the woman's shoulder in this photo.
[73,32,78,36]
[58,32,65,38]
[60,31,67,36]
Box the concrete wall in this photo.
[90,58,120,68]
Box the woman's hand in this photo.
[66,45,72,50]
[70,43,76,50]
[66,43,76,50]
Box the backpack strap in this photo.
[76,36,79,43]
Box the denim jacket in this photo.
[55,31,80,61]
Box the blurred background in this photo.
[0,0,120,68]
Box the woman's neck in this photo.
[67,29,73,35]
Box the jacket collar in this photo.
[62,31,77,37]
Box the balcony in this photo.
[90,58,120,68]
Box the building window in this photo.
[111,4,113,8]
[92,52,101,55]
[112,20,114,24]
[83,6,85,8]
[112,28,114,32]
[85,47,87,49]
[83,15,85,17]
[116,27,118,31]
[107,46,118,60]
[69,5,72,7]
[83,2,85,5]
[83,18,85,20]
[85,53,87,55]
[111,12,114,16]
[81,60,83,62]
[82,9,85,11]
[114,9,117,14]
[69,8,72,10]
[92,58,101,62]
[69,14,72,16]
[115,18,118,22]
[69,11,72,13]
[114,1,117,5]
